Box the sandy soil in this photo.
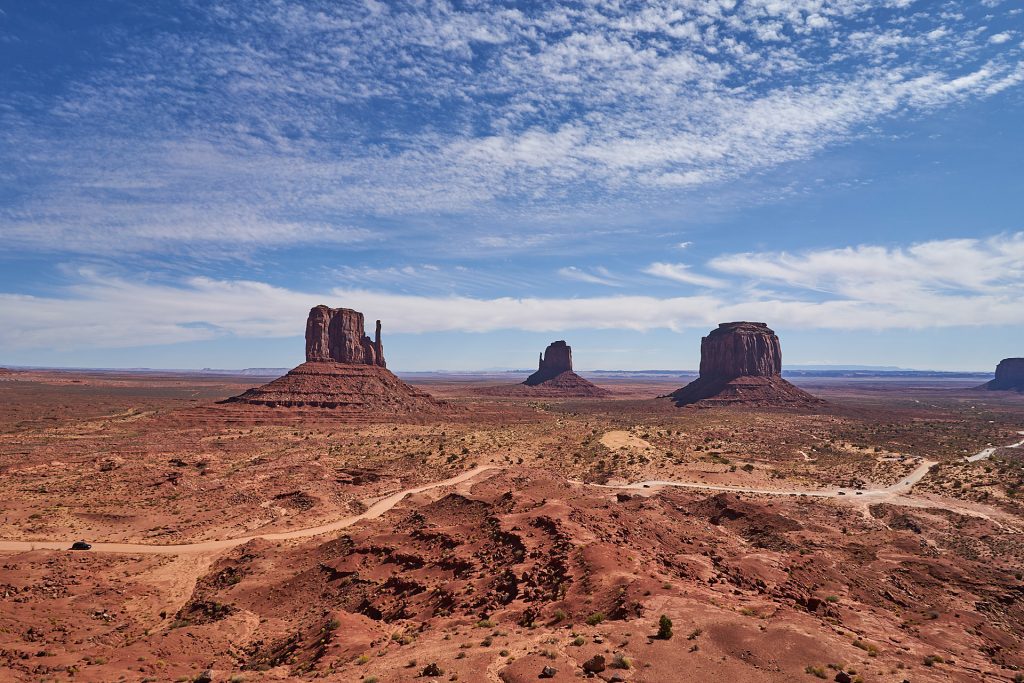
[2,369,1024,682]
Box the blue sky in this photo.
[1,0,1022,371]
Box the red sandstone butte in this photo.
[225,306,445,413]
[668,322,822,408]
[305,305,384,367]
[979,357,1024,392]
[520,341,610,397]
[524,341,574,385]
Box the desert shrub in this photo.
[657,615,673,640]
[586,612,606,626]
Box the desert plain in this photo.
[1,368,1024,683]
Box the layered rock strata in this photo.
[520,341,610,397]
[225,306,444,413]
[979,358,1024,392]
[668,322,822,408]
[525,341,573,385]
[305,305,384,367]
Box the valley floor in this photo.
[1,369,1023,682]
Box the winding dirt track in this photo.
[965,432,1024,462]
[589,457,937,502]
[583,430,1024,526]
[0,466,496,555]
[3,431,1021,556]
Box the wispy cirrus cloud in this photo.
[1,1,1022,254]
[558,266,623,287]
[644,262,725,288]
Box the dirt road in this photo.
[589,430,1024,523]
[590,457,937,501]
[965,432,1024,462]
[0,465,495,555]
[4,431,1020,556]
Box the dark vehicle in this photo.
[70,541,92,550]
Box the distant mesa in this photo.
[523,340,611,397]
[979,357,1024,392]
[524,340,573,385]
[667,322,823,408]
[475,340,611,398]
[224,306,445,414]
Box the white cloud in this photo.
[7,233,1023,352]
[644,262,726,288]
[474,234,557,250]
[1,1,1021,253]
[558,266,623,287]
[709,233,1024,297]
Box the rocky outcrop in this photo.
[979,358,1024,392]
[225,305,445,415]
[525,341,574,386]
[518,341,610,397]
[698,322,781,379]
[668,322,823,408]
[472,341,611,398]
[223,362,444,413]
[305,305,384,367]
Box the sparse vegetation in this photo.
[658,615,673,640]
[805,665,827,679]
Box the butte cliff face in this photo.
[474,341,610,397]
[980,358,1024,392]
[224,306,444,414]
[669,322,822,408]
[510,341,610,397]
[698,321,782,379]
[524,341,574,385]
[305,305,384,367]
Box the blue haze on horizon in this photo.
[1,1,1023,372]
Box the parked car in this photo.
[70,541,92,550]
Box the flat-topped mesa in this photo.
[669,321,822,408]
[980,357,1024,391]
[699,322,781,379]
[305,305,385,367]
[525,340,573,385]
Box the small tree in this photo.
[658,615,673,640]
